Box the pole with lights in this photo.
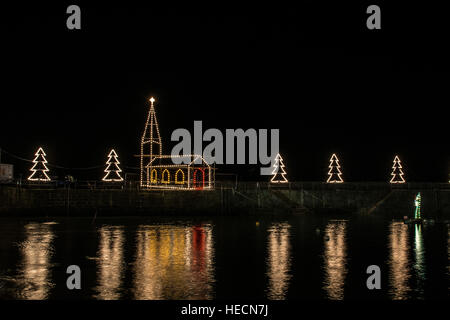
[414,192,421,219]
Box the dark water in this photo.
[0,215,448,300]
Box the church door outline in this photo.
[193,169,205,190]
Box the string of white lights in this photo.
[1,148,103,170]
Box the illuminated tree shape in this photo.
[414,192,421,219]
[327,153,343,183]
[271,153,288,183]
[28,147,51,181]
[102,149,123,182]
[390,155,405,184]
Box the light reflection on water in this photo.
[93,226,125,300]
[16,223,55,300]
[0,218,447,300]
[322,221,348,300]
[413,224,425,298]
[132,224,214,300]
[266,222,292,300]
[388,222,411,300]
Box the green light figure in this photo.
[414,192,421,219]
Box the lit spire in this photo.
[140,96,162,187]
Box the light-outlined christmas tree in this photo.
[271,153,288,183]
[327,153,343,183]
[414,192,421,219]
[102,149,124,182]
[28,147,51,181]
[390,155,405,184]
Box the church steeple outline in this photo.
[140,97,162,186]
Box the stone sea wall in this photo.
[0,182,449,218]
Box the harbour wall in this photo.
[0,182,449,218]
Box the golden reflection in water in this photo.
[322,221,347,300]
[93,226,125,300]
[388,221,411,300]
[266,222,291,300]
[132,224,214,300]
[17,223,55,300]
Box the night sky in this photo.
[2,3,449,182]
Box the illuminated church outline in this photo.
[140,97,213,190]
